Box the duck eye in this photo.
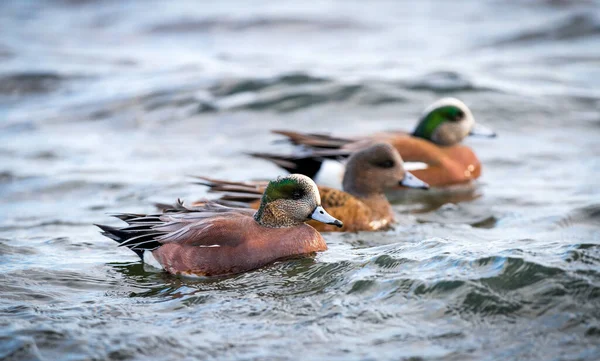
[376,160,395,168]
[453,110,464,121]
[292,191,303,200]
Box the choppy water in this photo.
[2,0,600,360]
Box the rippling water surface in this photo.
[1,0,600,360]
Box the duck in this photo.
[97,174,343,277]
[193,143,429,233]
[250,98,496,187]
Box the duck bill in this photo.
[310,206,343,228]
[399,172,429,190]
[469,123,497,138]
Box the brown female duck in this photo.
[194,143,429,233]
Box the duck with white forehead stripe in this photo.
[192,143,429,232]
[248,97,496,187]
[255,174,342,228]
[97,174,341,277]
[413,97,494,145]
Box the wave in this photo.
[196,71,495,114]
[340,252,600,316]
[112,242,600,314]
[0,72,65,95]
[547,203,600,230]
[148,16,369,34]
[405,71,487,92]
[210,73,330,97]
[491,12,600,46]
[0,240,38,256]
[0,69,498,126]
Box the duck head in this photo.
[412,98,496,146]
[343,143,429,196]
[255,174,343,228]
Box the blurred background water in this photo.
[1,0,600,360]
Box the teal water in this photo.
[1,1,600,360]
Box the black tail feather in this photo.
[95,224,128,243]
[248,148,352,179]
[98,199,234,260]
[118,232,164,250]
[95,220,166,260]
[112,213,146,222]
[248,152,325,179]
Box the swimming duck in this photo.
[251,98,496,187]
[194,143,429,232]
[97,174,343,277]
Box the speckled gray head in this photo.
[413,97,496,146]
[255,174,343,228]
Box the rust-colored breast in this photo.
[380,135,482,187]
[443,145,481,181]
[152,217,326,276]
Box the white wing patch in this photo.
[143,250,164,270]
[314,159,344,189]
[404,162,429,171]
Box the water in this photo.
[1,0,600,360]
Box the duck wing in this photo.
[97,200,254,258]
[191,176,267,207]
[272,130,355,149]
[308,186,372,232]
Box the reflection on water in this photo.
[1,0,600,360]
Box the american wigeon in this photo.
[194,143,429,232]
[250,98,496,187]
[97,174,342,277]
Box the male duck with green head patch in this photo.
[250,97,496,188]
[97,174,342,277]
